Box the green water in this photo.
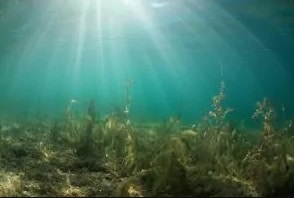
[1,1,294,197]
[0,0,294,125]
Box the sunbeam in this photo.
[0,1,294,196]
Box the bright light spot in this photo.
[151,2,169,8]
[123,0,132,5]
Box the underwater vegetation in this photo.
[0,80,294,197]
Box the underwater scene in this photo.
[0,0,294,196]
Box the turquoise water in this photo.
[0,0,294,126]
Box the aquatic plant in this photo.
[158,116,182,134]
[123,80,135,128]
[208,80,234,133]
[63,99,82,145]
[234,97,294,196]
[66,99,78,123]
[282,120,294,136]
[49,121,61,142]
[87,99,96,122]
[76,99,97,158]
[193,80,234,134]
[1,79,294,197]
[252,97,276,139]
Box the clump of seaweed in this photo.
[158,116,182,135]
[194,80,234,135]
[252,97,276,139]
[66,99,78,127]
[238,97,294,196]
[62,99,83,146]
[208,80,234,133]
[76,99,97,158]
[1,80,294,197]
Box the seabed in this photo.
[0,82,294,197]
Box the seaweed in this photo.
[0,81,294,197]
